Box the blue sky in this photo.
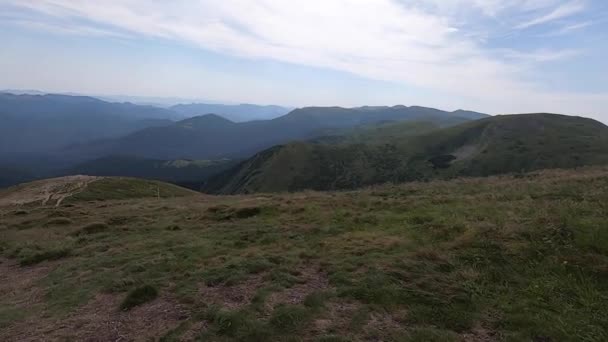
[1,0,607,121]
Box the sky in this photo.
[1,0,607,121]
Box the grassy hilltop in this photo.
[1,169,607,341]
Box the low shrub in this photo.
[46,217,73,226]
[120,285,158,311]
[166,225,182,231]
[20,248,71,266]
[47,211,69,218]
[234,207,262,219]
[12,210,28,216]
[206,206,262,220]
[74,222,108,235]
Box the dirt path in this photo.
[0,175,99,207]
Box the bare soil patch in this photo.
[2,292,188,342]
[0,258,53,309]
[265,266,330,309]
[0,176,99,207]
[198,274,266,310]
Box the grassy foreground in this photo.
[1,169,607,341]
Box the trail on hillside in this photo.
[0,175,99,207]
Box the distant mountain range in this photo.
[61,106,487,162]
[0,92,289,161]
[170,103,291,122]
[0,165,32,188]
[203,113,608,194]
[0,93,175,156]
[1,89,293,116]
[12,91,608,194]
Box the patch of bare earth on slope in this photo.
[0,258,53,312]
[196,264,330,312]
[461,325,501,342]
[2,292,188,342]
[198,273,267,310]
[0,258,54,341]
[265,265,330,309]
[451,144,479,162]
[1,259,188,341]
[0,175,99,207]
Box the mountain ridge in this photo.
[203,113,608,194]
[171,103,292,122]
[0,92,176,156]
[62,105,486,162]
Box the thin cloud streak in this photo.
[515,0,587,29]
[542,20,593,35]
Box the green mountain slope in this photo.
[64,106,486,161]
[65,156,237,189]
[405,113,608,177]
[311,119,461,145]
[205,113,608,194]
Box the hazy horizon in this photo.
[1,1,607,121]
[0,88,485,114]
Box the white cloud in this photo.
[500,48,582,62]
[542,20,593,35]
[515,0,586,29]
[1,0,606,120]
[0,2,542,91]
[411,0,562,17]
[6,18,133,39]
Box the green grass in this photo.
[45,217,73,226]
[1,167,608,340]
[19,247,71,266]
[73,222,108,235]
[68,177,197,202]
[0,305,28,330]
[303,291,331,310]
[269,305,312,332]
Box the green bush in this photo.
[20,248,71,266]
[234,207,262,219]
[12,210,28,216]
[46,217,73,226]
[206,206,263,220]
[120,285,158,311]
[74,222,108,235]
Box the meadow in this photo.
[1,168,607,341]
